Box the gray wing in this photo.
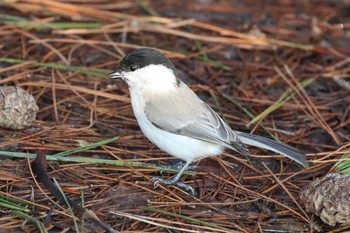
[145,82,250,155]
[144,82,308,167]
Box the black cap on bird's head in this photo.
[109,48,177,79]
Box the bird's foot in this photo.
[151,177,195,195]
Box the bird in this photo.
[109,48,308,193]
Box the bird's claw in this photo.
[150,177,195,195]
[150,177,169,186]
[176,182,195,195]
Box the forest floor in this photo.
[0,0,349,232]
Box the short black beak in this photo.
[109,70,122,79]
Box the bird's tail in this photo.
[235,131,308,167]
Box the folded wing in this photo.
[145,82,249,155]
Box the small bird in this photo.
[110,48,308,192]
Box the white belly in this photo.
[130,89,224,162]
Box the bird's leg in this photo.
[151,161,195,194]
[173,161,199,170]
[159,161,199,172]
[151,161,191,184]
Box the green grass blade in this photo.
[52,136,120,157]
[5,21,103,30]
[247,78,314,127]
[0,194,34,208]
[334,153,350,175]
[11,210,48,233]
[0,196,31,212]
[0,13,27,21]
[0,58,110,78]
[53,178,80,233]
[0,194,47,232]
[0,13,103,30]
[0,151,196,175]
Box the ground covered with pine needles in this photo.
[0,0,349,232]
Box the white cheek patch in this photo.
[125,64,177,91]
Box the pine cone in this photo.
[300,173,350,226]
[0,86,38,130]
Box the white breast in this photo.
[128,84,224,163]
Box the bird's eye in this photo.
[129,65,138,71]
